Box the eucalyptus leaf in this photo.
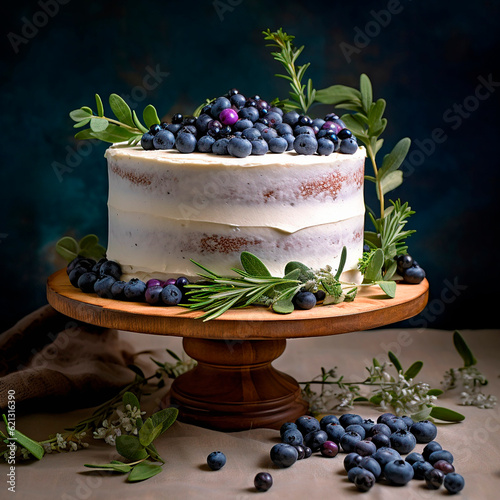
[146,442,164,463]
[132,110,149,133]
[360,74,373,113]
[410,406,433,421]
[379,170,403,198]
[78,234,99,251]
[109,94,135,127]
[368,98,386,128]
[90,124,136,143]
[74,128,97,141]
[150,407,179,435]
[427,388,444,396]
[378,138,411,180]
[143,105,160,128]
[453,330,477,367]
[69,109,92,121]
[127,461,162,482]
[376,280,396,298]
[122,392,141,412]
[384,261,398,281]
[95,94,104,117]
[429,406,465,422]
[363,248,384,282]
[73,117,91,128]
[55,236,79,262]
[315,85,362,107]
[79,243,106,261]
[388,351,403,373]
[363,231,381,248]
[240,252,272,277]
[115,435,148,461]
[90,117,109,133]
[369,394,383,405]
[284,261,314,283]
[2,415,44,460]
[84,463,131,473]
[404,361,423,379]
[139,418,163,447]
[272,295,295,314]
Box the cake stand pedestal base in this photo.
[167,338,308,431]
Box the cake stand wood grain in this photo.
[47,270,429,431]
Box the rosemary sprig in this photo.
[263,28,316,114]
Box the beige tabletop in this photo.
[3,328,500,500]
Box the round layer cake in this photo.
[105,145,366,281]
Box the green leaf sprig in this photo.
[1,414,45,460]
[263,28,316,114]
[56,234,106,262]
[70,94,160,145]
[85,392,178,482]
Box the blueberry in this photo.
[354,440,376,457]
[230,93,246,109]
[175,132,197,153]
[212,138,230,155]
[110,280,126,300]
[66,256,87,275]
[175,276,189,290]
[314,289,326,302]
[410,420,437,443]
[149,124,161,135]
[425,468,445,489]
[346,424,366,440]
[354,469,376,492]
[161,284,182,306]
[141,133,155,150]
[297,115,313,127]
[283,110,300,126]
[376,413,396,425]
[257,100,270,116]
[293,135,317,155]
[324,423,345,444]
[295,415,320,436]
[153,130,175,150]
[226,137,251,158]
[423,441,442,460]
[261,128,278,142]
[372,448,401,470]
[317,138,334,156]
[320,414,340,429]
[257,117,269,126]
[275,123,293,136]
[337,128,353,140]
[93,276,116,298]
[241,127,261,141]
[268,136,288,153]
[303,430,328,451]
[270,443,298,468]
[145,285,164,305]
[282,428,303,446]
[401,415,414,428]
[320,440,339,458]
[210,97,231,119]
[99,260,122,280]
[294,125,315,136]
[124,278,146,301]
[78,272,98,293]
[443,472,465,494]
[207,451,226,471]
[280,422,297,437]
[253,122,268,133]
[303,446,312,459]
[359,456,382,480]
[390,429,416,454]
[312,118,326,130]
[294,444,306,460]
[245,98,258,107]
[238,107,259,123]
[233,118,254,131]
[371,432,391,449]
[324,112,339,121]
[340,431,362,453]
[385,416,407,433]
[347,466,365,483]
[197,135,215,153]
[69,266,88,288]
[227,88,239,96]
[172,113,183,124]
[250,139,269,155]
[293,291,316,310]
[218,125,232,138]
[359,418,375,435]
[194,113,212,135]
[254,472,273,492]
[403,265,426,284]
[405,451,425,465]
[370,423,392,437]
[384,459,414,485]
[413,460,435,479]
[91,257,108,275]
[339,414,363,428]
[339,137,358,154]
[434,459,455,474]
[428,449,454,465]
[266,111,282,126]
[166,123,182,135]
[396,254,413,273]
[344,452,363,472]
[279,133,293,151]
[219,108,239,126]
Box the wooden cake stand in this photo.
[47,270,428,431]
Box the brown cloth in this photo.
[0,305,136,412]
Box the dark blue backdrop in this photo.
[1,0,499,331]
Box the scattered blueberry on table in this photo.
[207,451,226,471]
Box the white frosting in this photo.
[105,146,366,280]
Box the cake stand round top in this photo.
[47,270,428,340]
